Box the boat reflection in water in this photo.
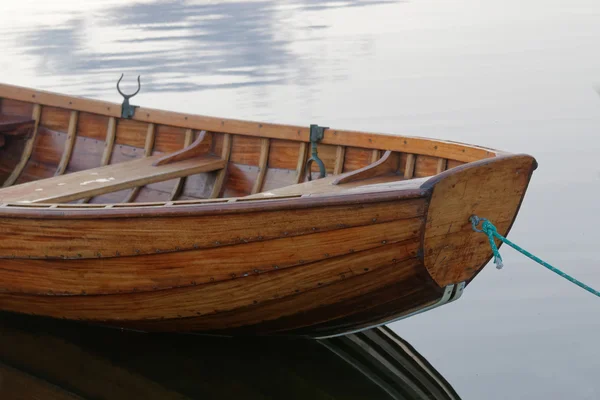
[0,312,460,399]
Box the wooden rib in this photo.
[169,129,194,201]
[100,117,117,166]
[370,149,380,163]
[436,158,447,174]
[55,111,79,176]
[404,154,416,179]
[333,146,345,175]
[153,130,207,166]
[334,151,399,185]
[123,123,156,203]
[294,142,308,184]
[81,117,116,203]
[251,138,270,194]
[210,133,232,199]
[3,104,42,187]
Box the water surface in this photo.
[1,1,600,398]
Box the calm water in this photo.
[2,0,600,398]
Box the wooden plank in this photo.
[436,158,447,174]
[251,138,270,194]
[334,151,399,185]
[169,129,194,201]
[0,83,498,162]
[55,111,78,176]
[210,133,231,199]
[0,196,426,259]
[3,104,42,187]
[0,242,421,323]
[403,154,416,179]
[295,142,308,184]
[2,218,423,295]
[123,123,156,202]
[333,146,346,175]
[0,154,225,204]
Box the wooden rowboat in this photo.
[0,80,537,338]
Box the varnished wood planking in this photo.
[446,159,463,170]
[66,135,105,173]
[267,139,301,170]
[222,164,261,198]
[153,124,188,153]
[342,147,374,172]
[109,253,423,334]
[0,198,426,259]
[115,118,148,149]
[39,106,71,133]
[422,154,537,287]
[76,112,109,140]
[0,218,422,295]
[414,155,439,178]
[0,98,34,117]
[2,104,42,187]
[261,168,296,192]
[234,259,438,336]
[229,135,262,165]
[0,241,420,323]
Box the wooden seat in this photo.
[0,154,226,204]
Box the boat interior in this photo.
[0,85,498,208]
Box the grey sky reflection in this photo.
[21,0,398,95]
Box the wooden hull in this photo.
[0,83,537,337]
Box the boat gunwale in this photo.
[0,82,502,162]
[0,153,535,219]
[0,188,429,219]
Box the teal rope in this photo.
[470,215,600,298]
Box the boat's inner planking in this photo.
[0,92,496,206]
